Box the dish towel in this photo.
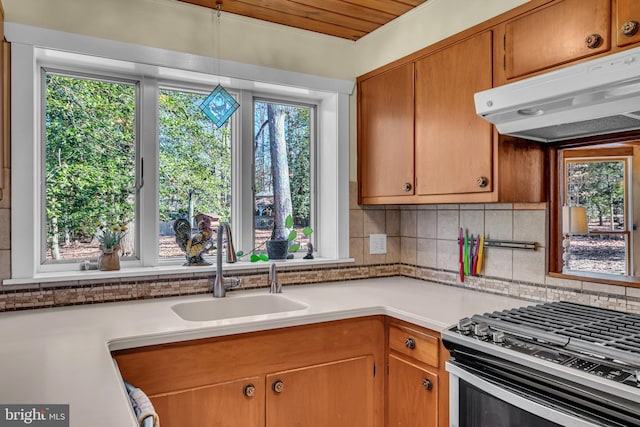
[124,381,160,427]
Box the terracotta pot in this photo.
[98,245,121,271]
[266,239,289,260]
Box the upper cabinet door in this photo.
[616,0,640,47]
[414,31,493,196]
[358,62,415,201]
[505,0,611,80]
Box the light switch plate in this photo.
[369,234,387,254]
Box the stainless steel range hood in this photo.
[475,46,640,143]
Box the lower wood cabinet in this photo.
[386,320,449,427]
[388,354,438,427]
[152,376,265,427]
[113,316,450,427]
[113,317,385,427]
[266,356,375,426]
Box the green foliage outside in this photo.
[45,74,136,255]
[158,89,231,224]
[45,75,310,261]
[566,160,625,229]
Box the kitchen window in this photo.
[158,88,233,260]
[44,72,138,264]
[554,146,636,280]
[253,99,314,253]
[7,26,350,282]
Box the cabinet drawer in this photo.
[388,325,439,367]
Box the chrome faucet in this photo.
[268,262,281,294]
[212,222,241,298]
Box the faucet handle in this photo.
[226,277,242,289]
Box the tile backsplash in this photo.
[1,181,639,314]
[348,182,640,315]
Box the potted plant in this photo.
[238,214,313,262]
[95,222,128,271]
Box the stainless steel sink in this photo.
[171,293,308,322]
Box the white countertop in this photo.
[0,276,528,427]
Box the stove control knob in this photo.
[457,318,473,333]
[474,322,490,338]
[492,330,505,344]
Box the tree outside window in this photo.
[254,100,312,253]
[564,155,629,275]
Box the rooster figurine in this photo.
[173,214,215,266]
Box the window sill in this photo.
[548,271,640,289]
[3,257,355,287]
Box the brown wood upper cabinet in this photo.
[616,0,640,47]
[357,28,545,205]
[505,0,611,80]
[415,31,493,196]
[358,63,415,200]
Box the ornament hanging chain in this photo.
[215,2,222,84]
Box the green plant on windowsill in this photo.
[237,214,313,262]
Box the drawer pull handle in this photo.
[404,337,416,350]
[422,377,433,391]
[402,182,412,192]
[585,33,603,49]
[272,380,284,393]
[243,384,256,397]
[622,21,639,37]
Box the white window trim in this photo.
[6,23,352,283]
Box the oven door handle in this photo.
[447,361,604,427]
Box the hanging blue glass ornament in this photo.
[200,84,239,128]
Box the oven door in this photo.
[447,360,639,427]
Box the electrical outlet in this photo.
[369,234,387,254]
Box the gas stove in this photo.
[442,301,640,401]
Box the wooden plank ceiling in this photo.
[178,0,429,40]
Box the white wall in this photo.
[2,0,356,80]
[354,0,530,76]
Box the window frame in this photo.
[6,24,352,283]
[550,145,637,284]
[40,68,142,266]
[155,82,239,263]
[251,96,317,254]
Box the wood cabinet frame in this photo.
[113,316,386,427]
[547,131,640,289]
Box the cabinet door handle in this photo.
[243,383,256,397]
[402,182,412,192]
[476,176,488,188]
[422,377,433,391]
[272,380,284,393]
[622,21,640,37]
[404,337,416,350]
[585,33,603,49]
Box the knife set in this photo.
[458,227,484,282]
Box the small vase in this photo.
[98,245,121,271]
